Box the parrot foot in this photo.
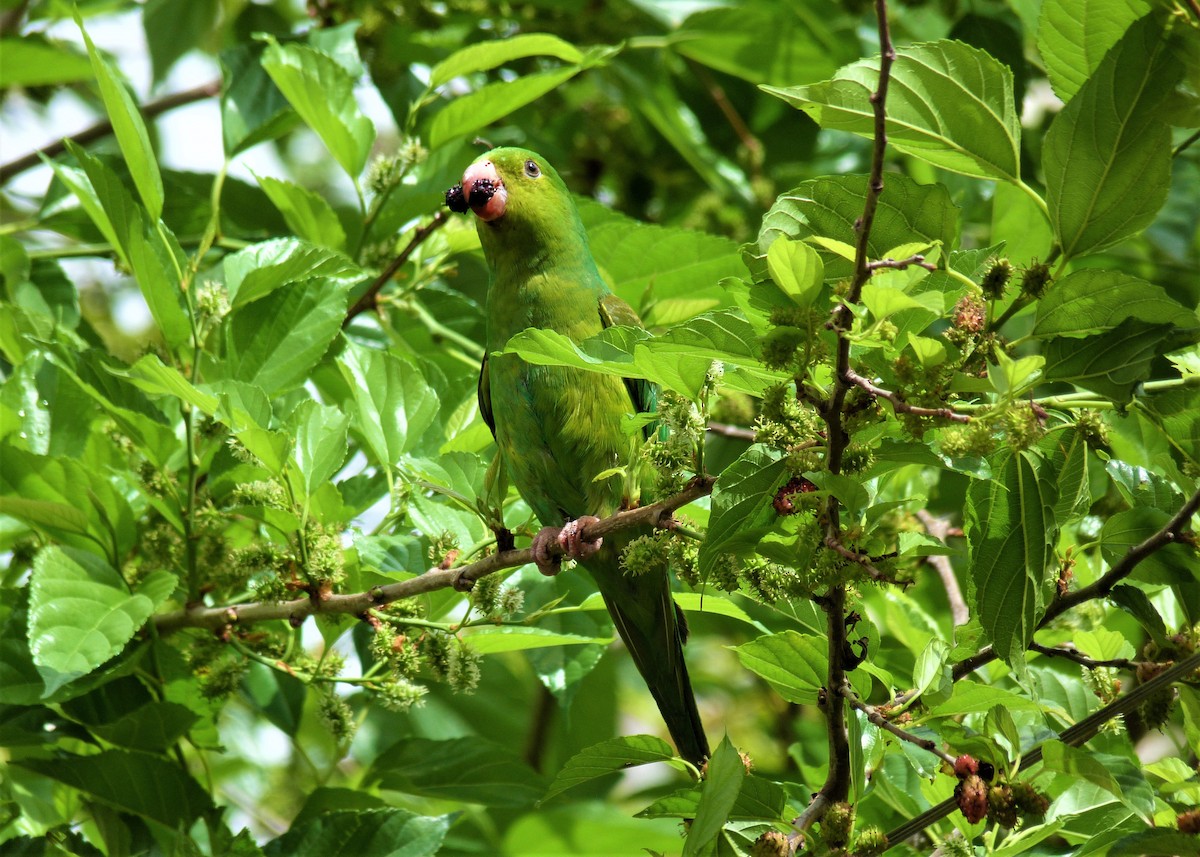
[531,516,603,576]
[560,516,603,561]
[532,527,563,577]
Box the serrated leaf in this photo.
[542,735,678,803]
[338,343,441,465]
[28,547,173,696]
[637,775,786,821]
[1138,388,1200,465]
[766,237,823,308]
[221,43,298,156]
[763,40,1021,182]
[224,280,349,394]
[430,66,582,149]
[224,238,363,307]
[965,451,1057,673]
[91,701,199,752]
[290,400,349,499]
[462,626,612,654]
[429,33,582,88]
[76,15,164,219]
[673,1,853,86]
[1042,320,1178,403]
[0,37,93,86]
[143,0,217,83]
[697,445,788,580]
[256,175,347,251]
[262,809,451,857]
[1038,0,1150,102]
[368,737,545,807]
[684,736,745,856]
[1033,269,1199,339]
[733,630,868,704]
[1044,16,1180,261]
[17,749,212,826]
[262,39,375,177]
[926,682,1044,717]
[749,174,958,283]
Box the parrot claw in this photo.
[532,527,563,577]
[559,516,602,561]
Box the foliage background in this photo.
[1,0,1199,855]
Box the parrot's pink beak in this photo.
[461,160,508,222]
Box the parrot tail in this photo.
[594,557,710,768]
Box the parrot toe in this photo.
[559,516,602,560]
[532,526,563,576]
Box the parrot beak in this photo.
[461,160,508,222]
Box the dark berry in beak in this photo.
[445,184,469,213]
[468,177,497,207]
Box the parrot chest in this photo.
[487,354,634,524]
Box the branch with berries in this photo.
[153,476,715,635]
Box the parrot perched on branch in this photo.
[445,147,710,766]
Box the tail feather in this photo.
[590,545,709,766]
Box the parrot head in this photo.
[445,148,584,251]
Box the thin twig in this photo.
[1173,128,1200,158]
[916,510,968,627]
[842,682,956,765]
[953,486,1200,681]
[824,533,892,582]
[153,476,715,634]
[874,650,1200,854]
[1028,642,1139,672]
[866,253,936,272]
[343,212,448,325]
[843,369,971,424]
[1,80,221,184]
[707,421,756,441]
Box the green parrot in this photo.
[445,147,709,766]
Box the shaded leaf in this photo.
[542,735,678,803]
[262,809,451,857]
[684,736,745,856]
[429,33,582,88]
[430,66,582,149]
[368,737,545,807]
[1038,0,1150,102]
[1033,270,1199,339]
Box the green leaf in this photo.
[61,143,192,349]
[697,445,788,581]
[368,737,546,807]
[1034,270,1200,338]
[1106,830,1200,856]
[256,175,348,251]
[766,237,824,309]
[91,701,199,753]
[76,16,164,219]
[143,0,218,83]
[1138,388,1200,465]
[28,547,174,695]
[221,43,299,156]
[429,33,582,88]
[763,40,1021,182]
[429,66,582,149]
[1037,0,1150,102]
[926,682,1044,718]
[224,281,349,394]
[338,343,442,466]
[290,400,350,499]
[1109,584,1169,646]
[749,174,958,282]
[262,809,451,857]
[0,37,93,86]
[1041,742,1150,819]
[261,39,375,177]
[684,736,745,856]
[224,238,363,307]
[16,749,212,827]
[462,626,612,654]
[1043,16,1180,261]
[542,735,678,803]
[1042,320,1179,403]
[637,775,787,821]
[673,1,853,86]
[733,630,868,704]
[0,594,45,705]
[1106,460,1184,513]
[965,451,1057,673]
[579,199,745,324]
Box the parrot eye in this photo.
[524,159,541,178]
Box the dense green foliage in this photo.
[1,0,1199,855]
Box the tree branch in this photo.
[707,421,757,441]
[841,681,956,765]
[343,212,449,325]
[866,253,936,272]
[843,369,971,424]
[916,510,968,627]
[952,486,1200,681]
[875,649,1200,854]
[1028,642,1139,672]
[153,475,715,634]
[0,80,221,184]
